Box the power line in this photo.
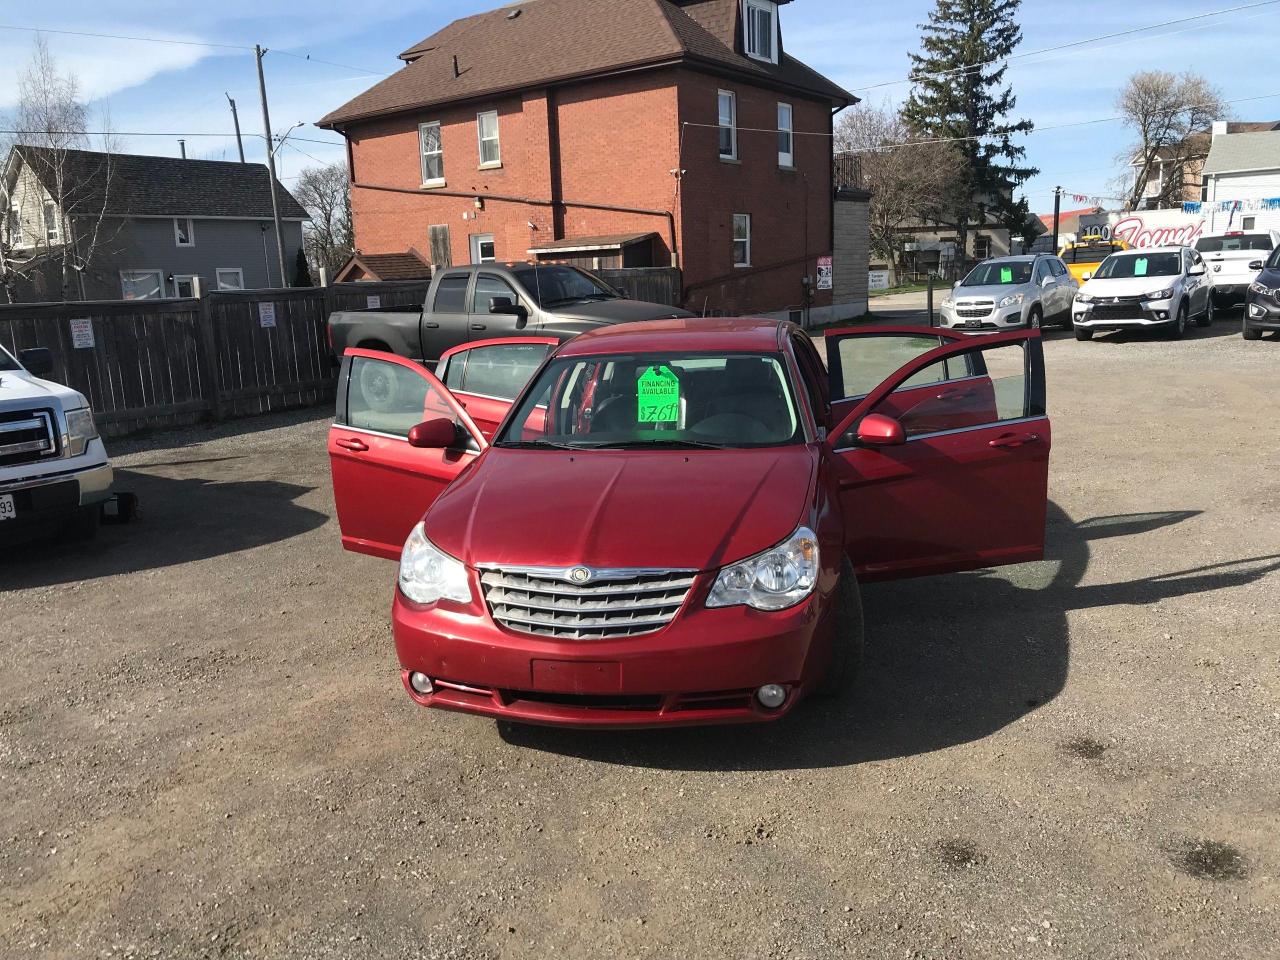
[0,23,250,50]
[852,0,1280,92]
[269,49,390,78]
[0,128,345,147]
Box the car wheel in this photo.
[1242,317,1262,341]
[1196,296,1214,327]
[1028,307,1042,330]
[63,505,101,542]
[1168,302,1187,340]
[1074,326,1094,341]
[357,359,399,412]
[814,555,864,698]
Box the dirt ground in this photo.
[3,318,1278,959]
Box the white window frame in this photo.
[732,214,751,268]
[173,217,195,247]
[469,233,496,264]
[476,111,501,169]
[7,205,23,247]
[172,274,199,298]
[777,102,794,168]
[215,267,245,291]
[744,0,779,64]
[418,121,445,187]
[718,89,737,161]
[119,269,164,300]
[43,199,60,243]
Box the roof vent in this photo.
[507,8,521,19]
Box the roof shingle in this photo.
[1202,131,1280,175]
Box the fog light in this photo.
[1156,311,1168,320]
[409,672,434,695]
[756,684,787,709]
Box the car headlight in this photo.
[706,526,819,611]
[998,293,1024,308]
[940,296,954,308]
[1145,287,1174,300]
[64,407,98,457]
[1075,294,1094,304]
[1249,281,1276,297]
[398,523,471,605]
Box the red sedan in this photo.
[329,318,1050,728]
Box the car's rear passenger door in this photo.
[827,330,1049,581]
[436,337,558,440]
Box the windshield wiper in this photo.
[568,438,731,450]
[492,439,583,450]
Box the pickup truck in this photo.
[1,344,112,543]
[327,262,691,364]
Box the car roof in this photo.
[981,255,1037,263]
[556,316,786,357]
[1110,246,1183,254]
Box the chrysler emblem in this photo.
[568,566,592,584]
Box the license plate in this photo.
[966,319,981,328]
[0,494,15,522]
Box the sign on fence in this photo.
[69,318,95,348]
[816,256,833,291]
[366,295,381,309]
[258,302,277,328]
[869,270,890,290]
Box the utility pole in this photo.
[226,93,246,163]
[254,45,288,289]
[1050,186,1062,253]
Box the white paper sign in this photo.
[70,318,95,349]
[816,255,833,291]
[258,301,277,328]
[366,295,381,309]
[868,270,890,291]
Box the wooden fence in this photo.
[597,267,682,306]
[0,280,432,437]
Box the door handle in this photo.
[424,320,440,329]
[936,388,976,401]
[989,432,1039,449]
[335,437,368,452]
[469,322,487,330]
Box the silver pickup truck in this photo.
[328,262,690,364]
[1,345,112,543]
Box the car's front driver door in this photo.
[329,349,487,560]
[826,330,1049,581]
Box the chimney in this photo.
[453,55,461,79]
[178,139,187,159]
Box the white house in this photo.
[1201,123,1280,204]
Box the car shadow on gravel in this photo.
[1,468,327,589]
[500,505,1280,770]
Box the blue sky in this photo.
[1,0,1275,214]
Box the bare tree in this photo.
[1,36,120,302]
[834,101,961,273]
[1118,71,1229,210]
[293,163,353,282]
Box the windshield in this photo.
[1094,252,1181,279]
[511,265,618,307]
[1268,248,1280,270]
[0,345,21,372]
[1194,234,1273,253]
[1062,243,1122,264]
[496,352,803,449]
[961,261,1032,286]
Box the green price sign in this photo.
[637,365,680,424]
[1134,257,1149,276]
[1000,267,1013,283]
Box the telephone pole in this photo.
[226,93,246,163]
[1050,186,1063,254]
[254,44,288,288]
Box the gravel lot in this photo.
[3,318,1278,959]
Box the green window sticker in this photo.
[1134,257,1148,276]
[1000,267,1013,283]
[637,365,680,424]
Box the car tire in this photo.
[357,358,399,412]
[1074,326,1094,341]
[1196,296,1214,327]
[1242,318,1262,341]
[63,505,101,542]
[1168,302,1187,340]
[1028,307,1042,330]
[814,555,864,698]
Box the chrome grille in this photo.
[956,301,993,318]
[0,409,56,467]
[479,566,696,639]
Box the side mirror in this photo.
[616,286,630,299]
[952,280,960,290]
[1082,271,1093,281]
[1249,259,1264,271]
[490,296,528,329]
[18,347,54,377]
[1189,264,1206,276]
[1041,275,1053,287]
[856,413,905,447]
[407,417,461,449]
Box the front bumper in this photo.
[940,302,1027,331]
[1245,298,1280,331]
[1073,298,1174,329]
[1211,283,1247,306]
[391,575,835,728]
[0,454,113,538]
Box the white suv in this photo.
[1072,246,1213,340]
[0,344,112,542]
[1194,229,1280,309]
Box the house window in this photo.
[174,217,195,247]
[718,90,737,160]
[974,235,991,260]
[173,275,198,298]
[215,268,245,291]
[477,111,501,167]
[732,214,751,267]
[43,200,59,243]
[469,233,496,264]
[744,0,778,64]
[1242,216,1256,230]
[6,206,20,243]
[419,122,444,186]
[777,102,794,167]
[120,270,164,300]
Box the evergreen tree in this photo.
[293,247,314,287]
[901,0,1037,265]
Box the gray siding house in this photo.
[2,146,307,302]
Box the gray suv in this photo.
[940,254,1077,331]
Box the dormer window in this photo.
[744,0,778,64]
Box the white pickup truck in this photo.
[1194,229,1280,309]
[0,344,112,542]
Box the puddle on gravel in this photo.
[937,839,987,870]
[1173,839,1248,881]
[1061,736,1108,760]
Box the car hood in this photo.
[548,298,692,323]
[0,368,84,410]
[423,446,817,571]
[1080,276,1179,297]
[952,283,1034,301]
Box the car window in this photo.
[472,274,519,314]
[432,274,470,312]
[346,355,467,439]
[1050,259,1068,277]
[510,265,616,307]
[1094,252,1181,279]
[831,334,972,401]
[790,332,827,420]
[455,342,552,400]
[1062,243,1120,264]
[0,345,20,372]
[1194,234,1274,253]
[961,261,1032,286]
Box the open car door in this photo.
[825,329,1049,582]
[435,336,559,440]
[329,349,487,560]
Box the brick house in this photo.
[319,0,854,319]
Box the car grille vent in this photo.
[0,409,57,467]
[479,567,696,639]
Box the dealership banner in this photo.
[1079,200,1280,248]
